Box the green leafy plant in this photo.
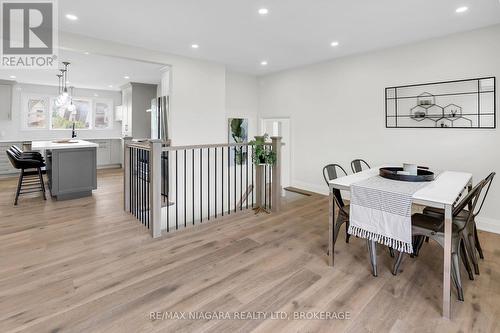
[250,134,276,165]
[230,118,248,165]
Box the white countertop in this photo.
[32,140,99,150]
[329,166,472,206]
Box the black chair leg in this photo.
[345,221,351,243]
[37,168,46,200]
[474,225,484,260]
[367,240,377,277]
[392,251,404,275]
[411,235,425,257]
[452,252,464,301]
[14,170,24,205]
[460,240,474,281]
[466,233,480,275]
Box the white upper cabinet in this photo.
[0,80,14,121]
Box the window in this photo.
[50,98,92,129]
[22,94,48,129]
[21,93,114,130]
[94,99,113,129]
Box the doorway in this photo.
[260,118,291,197]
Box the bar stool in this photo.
[6,146,46,205]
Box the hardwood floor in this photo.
[1,169,500,333]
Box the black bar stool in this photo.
[5,146,47,205]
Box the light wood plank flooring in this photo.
[1,169,500,333]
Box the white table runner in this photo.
[348,175,430,253]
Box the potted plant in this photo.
[250,134,276,166]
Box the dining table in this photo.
[328,167,472,319]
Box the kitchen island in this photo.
[32,140,99,200]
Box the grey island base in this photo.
[32,140,98,201]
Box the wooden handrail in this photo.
[161,142,271,152]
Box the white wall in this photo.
[225,71,259,140]
[60,32,227,146]
[0,83,122,141]
[258,24,500,231]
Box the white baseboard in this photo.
[291,180,329,196]
[476,217,500,235]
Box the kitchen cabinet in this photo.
[0,139,122,176]
[120,83,157,138]
[0,80,14,120]
[0,141,22,175]
[110,139,122,165]
[115,105,123,122]
[86,139,122,167]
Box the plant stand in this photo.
[253,164,270,215]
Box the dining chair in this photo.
[392,180,484,301]
[323,164,350,243]
[420,172,495,275]
[323,164,387,276]
[351,159,371,173]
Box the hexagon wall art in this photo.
[385,77,496,128]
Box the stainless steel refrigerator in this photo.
[151,96,170,143]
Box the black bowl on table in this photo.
[379,167,435,182]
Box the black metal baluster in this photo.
[192,149,195,225]
[129,147,132,214]
[234,146,237,213]
[221,147,224,217]
[143,149,146,225]
[227,146,230,215]
[139,149,142,223]
[215,147,217,219]
[264,156,267,209]
[131,148,135,216]
[240,146,243,211]
[200,148,203,223]
[166,151,169,232]
[270,146,273,210]
[136,148,139,218]
[175,150,178,230]
[146,150,149,229]
[208,147,210,221]
[162,152,165,204]
[251,145,254,208]
[142,149,145,224]
[136,148,139,219]
[184,149,187,228]
[133,148,136,218]
[246,145,248,210]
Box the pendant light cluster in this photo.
[56,61,76,113]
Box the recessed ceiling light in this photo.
[455,6,468,13]
[9,75,16,79]
[260,61,268,66]
[83,51,90,55]
[65,14,78,21]
[191,44,199,49]
[124,75,130,79]
[258,8,269,15]
[108,85,113,88]
[330,41,340,47]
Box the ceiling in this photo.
[0,50,165,91]
[57,0,500,75]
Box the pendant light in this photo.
[67,86,76,113]
[56,62,71,107]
